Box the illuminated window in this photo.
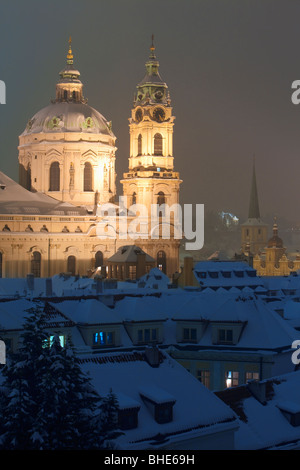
[93,331,114,346]
[154,133,163,155]
[225,371,239,388]
[84,162,93,191]
[157,250,167,274]
[245,372,259,383]
[137,134,142,156]
[49,162,60,191]
[197,370,210,388]
[182,328,197,342]
[43,335,65,349]
[31,251,41,278]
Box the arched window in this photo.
[26,164,31,191]
[72,91,76,100]
[137,134,142,156]
[154,133,163,156]
[157,251,167,274]
[157,191,166,206]
[0,252,3,278]
[131,192,137,206]
[31,251,41,278]
[67,255,76,275]
[84,162,93,191]
[49,162,60,191]
[157,191,166,217]
[95,251,104,269]
[63,90,68,100]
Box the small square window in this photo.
[218,329,233,344]
[225,371,239,388]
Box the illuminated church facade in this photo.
[0,39,181,279]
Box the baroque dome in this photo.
[21,101,114,137]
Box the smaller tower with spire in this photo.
[241,159,268,255]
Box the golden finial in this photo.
[150,34,155,52]
[67,36,73,64]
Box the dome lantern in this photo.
[55,37,84,103]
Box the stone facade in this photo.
[0,40,181,279]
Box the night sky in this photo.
[1,0,300,224]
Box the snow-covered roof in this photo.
[139,267,170,289]
[113,296,167,322]
[0,171,87,216]
[78,350,237,449]
[216,371,300,450]
[0,299,74,331]
[193,261,262,289]
[52,299,122,325]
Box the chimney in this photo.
[247,380,267,405]
[136,253,146,279]
[45,278,52,297]
[145,345,160,367]
[184,256,194,286]
[100,265,107,278]
[95,276,103,293]
[27,273,34,291]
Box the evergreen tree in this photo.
[40,335,101,449]
[99,388,121,448]
[0,304,49,449]
[0,306,121,450]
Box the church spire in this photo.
[248,157,260,219]
[66,36,73,66]
[55,37,85,103]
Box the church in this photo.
[0,39,182,279]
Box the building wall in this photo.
[19,131,116,206]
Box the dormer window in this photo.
[138,328,157,344]
[218,328,233,344]
[93,331,115,347]
[212,321,246,346]
[183,327,197,342]
[208,271,218,279]
[234,271,244,278]
[221,271,231,278]
[139,386,176,424]
[277,402,300,427]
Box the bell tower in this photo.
[121,38,182,276]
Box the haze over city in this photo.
[1,0,300,227]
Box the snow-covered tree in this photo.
[99,388,121,448]
[0,304,49,449]
[39,335,101,449]
[0,306,120,449]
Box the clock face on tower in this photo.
[153,107,165,122]
[135,108,143,122]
